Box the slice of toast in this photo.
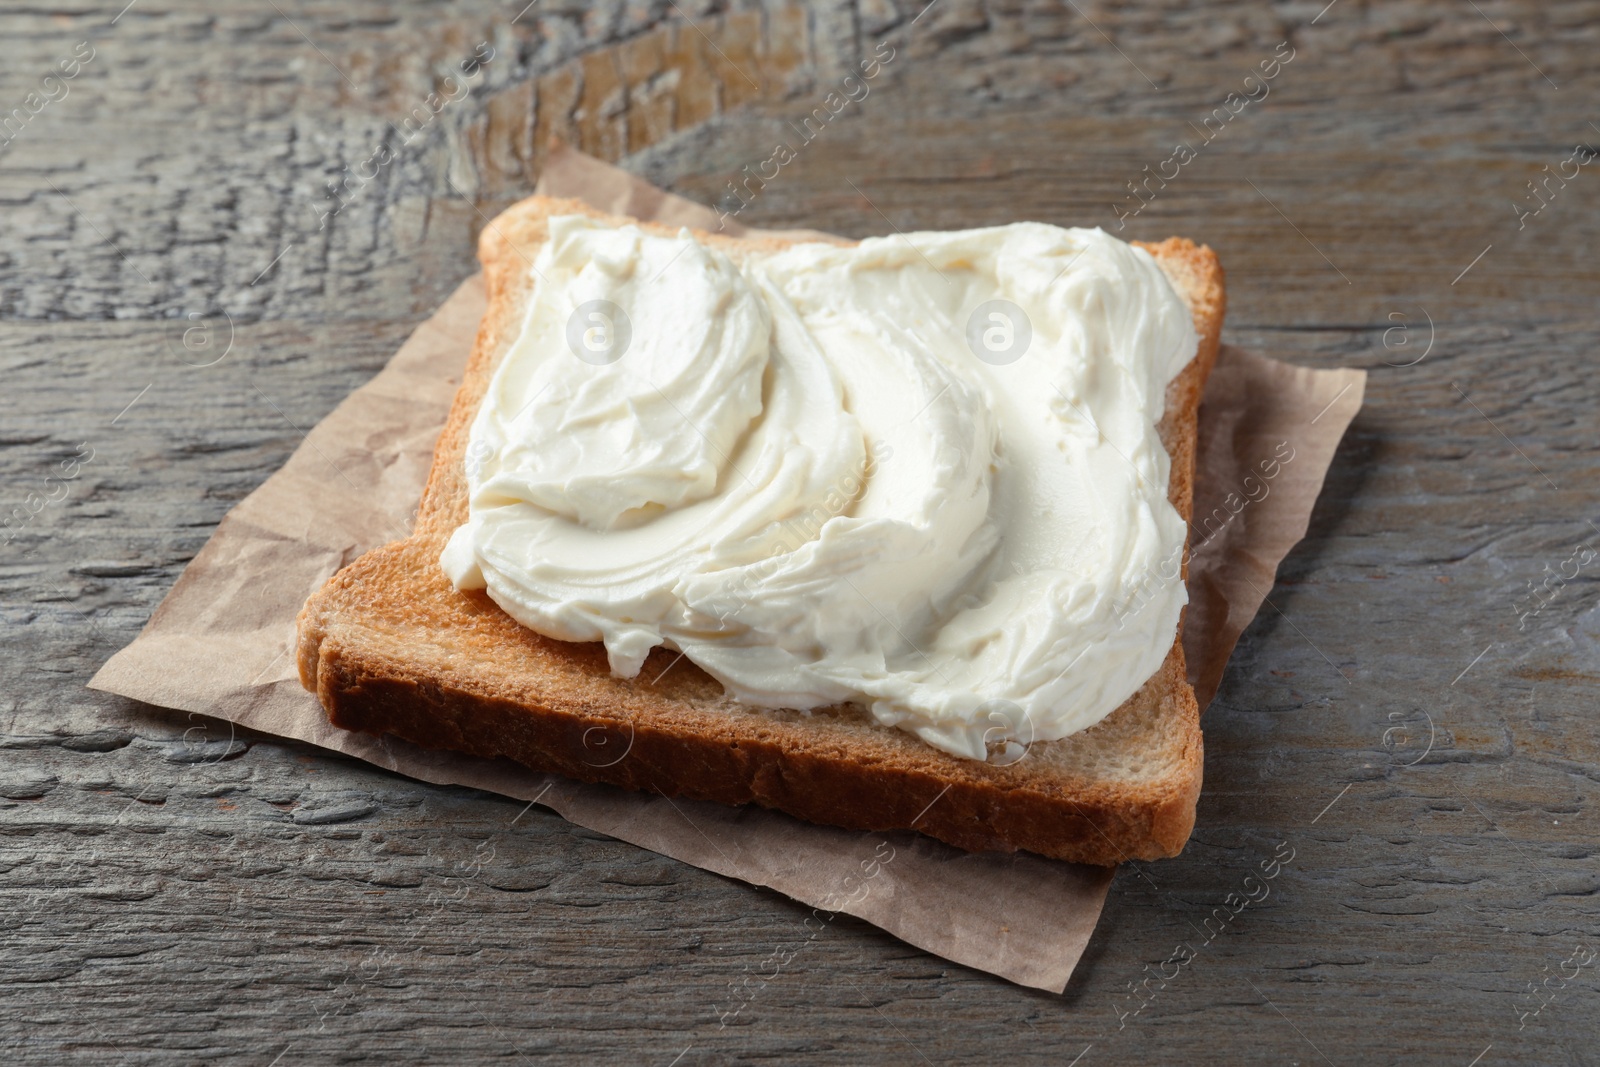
[296,196,1225,866]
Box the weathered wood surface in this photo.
[4,1,1599,1063]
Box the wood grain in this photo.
[3,1,1599,1064]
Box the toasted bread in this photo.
[296,196,1225,865]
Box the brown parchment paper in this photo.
[90,146,1365,993]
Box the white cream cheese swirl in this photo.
[441,213,1199,761]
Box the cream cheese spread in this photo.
[441,213,1199,761]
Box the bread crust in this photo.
[296,197,1225,865]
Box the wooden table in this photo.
[4,1,1597,1063]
